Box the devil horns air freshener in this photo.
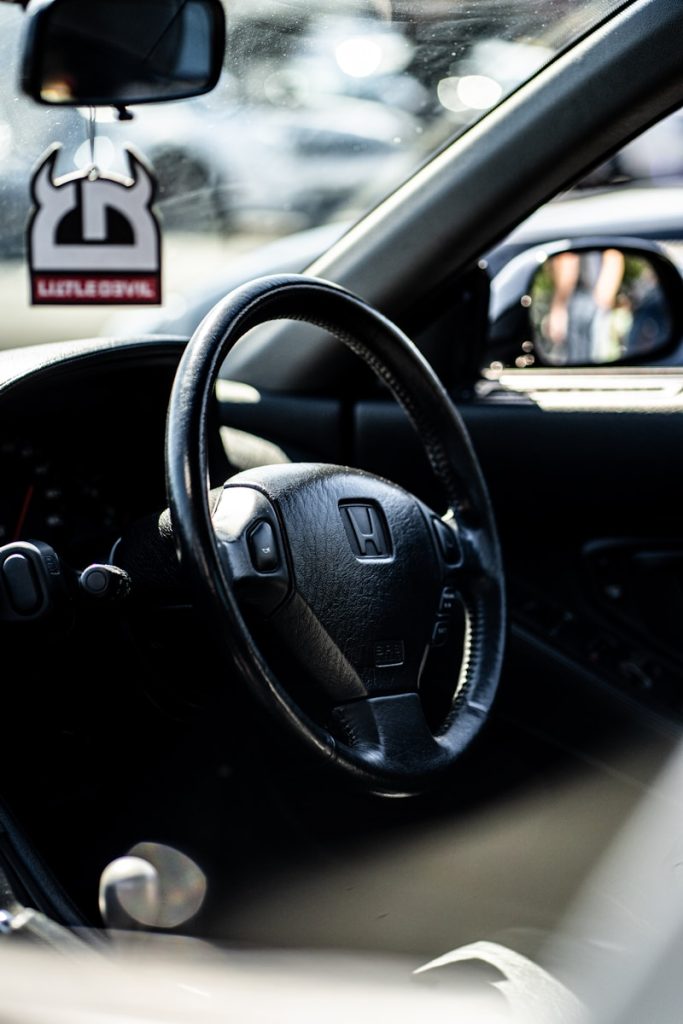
[28,145,162,306]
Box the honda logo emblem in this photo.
[340,503,392,559]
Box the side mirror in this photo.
[21,0,226,107]
[488,240,683,369]
[530,248,678,366]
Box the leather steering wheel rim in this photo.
[166,274,505,795]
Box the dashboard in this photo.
[0,336,224,922]
[0,339,185,569]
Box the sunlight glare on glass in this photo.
[335,36,384,78]
[457,75,503,110]
[438,74,504,114]
[0,122,11,161]
[437,77,466,113]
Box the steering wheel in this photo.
[166,275,505,795]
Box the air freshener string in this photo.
[87,106,99,180]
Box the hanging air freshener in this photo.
[27,118,162,306]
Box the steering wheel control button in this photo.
[248,520,280,573]
[439,587,458,614]
[431,620,450,647]
[212,488,290,615]
[2,554,41,615]
[340,502,392,559]
[432,518,463,567]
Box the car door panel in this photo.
[355,393,683,723]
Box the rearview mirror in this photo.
[21,0,226,107]
[530,248,676,366]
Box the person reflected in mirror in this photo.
[545,249,625,363]
[590,248,628,361]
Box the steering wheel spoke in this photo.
[331,693,450,787]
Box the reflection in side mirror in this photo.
[530,249,673,367]
[22,0,226,107]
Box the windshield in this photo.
[0,0,627,347]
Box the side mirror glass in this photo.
[22,0,226,107]
[530,248,675,367]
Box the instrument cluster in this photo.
[0,435,130,567]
